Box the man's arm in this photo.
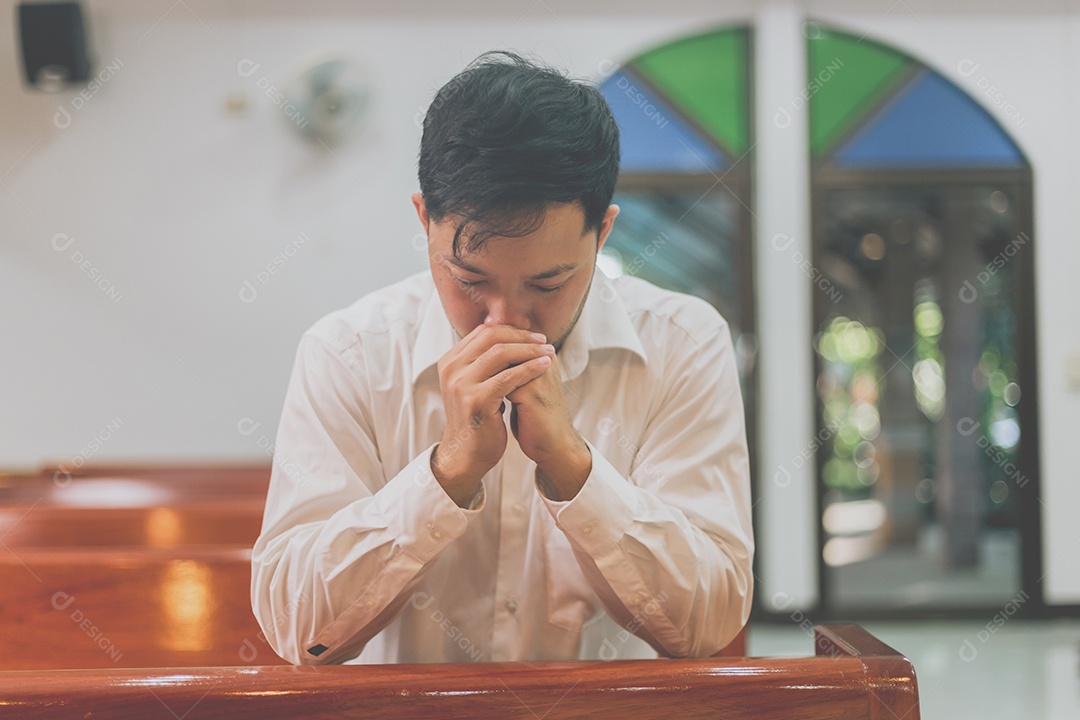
[252,324,553,665]
[250,332,482,665]
[536,321,754,658]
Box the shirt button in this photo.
[505,599,518,614]
[581,522,594,535]
[427,523,443,540]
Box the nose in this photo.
[484,295,531,330]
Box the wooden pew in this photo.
[0,544,745,669]
[0,464,271,505]
[0,501,264,548]
[0,624,919,719]
[0,462,746,667]
[36,462,272,484]
[0,546,282,670]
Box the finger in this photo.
[453,325,548,368]
[481,355,553,399]
[447,321,490,358]
[468,342,555,382]
[440,322,529,378]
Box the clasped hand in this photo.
[431,318,591,505]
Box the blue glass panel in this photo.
[599,69,727,173]
[835,69,1024,168]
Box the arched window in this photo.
[598,27,758,488]
[596,23,1038,618]
[808,28,1038,613]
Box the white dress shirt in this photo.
[251,266,754,665]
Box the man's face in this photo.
[412,193,619,352]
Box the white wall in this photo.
[1,0,1076,604]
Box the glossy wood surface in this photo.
[0,624,918,719]
[0,546,744,669]
[0,464,270,504]
[0,501,264,547]
[816,624,921,720]
[0,462,751,669]
[0,547,285,669]
[35,462,272,481]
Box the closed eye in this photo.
[533,284,565,293]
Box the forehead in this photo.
[435,202,589,243]
[432,202,594,270]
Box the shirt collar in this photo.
[556,267,648,382]
[410,267,648,386]
[411,278,461,385]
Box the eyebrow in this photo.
[447,257,579,281]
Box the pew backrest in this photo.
[0,547,282,670]
[0,501,264,548]
[0,465,270,505]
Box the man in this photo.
[251,51,753,665]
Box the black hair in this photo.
[418,50,620,257]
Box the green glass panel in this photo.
[809,30,913,157]
[630,28,749,156]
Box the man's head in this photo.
[413,51,621,350]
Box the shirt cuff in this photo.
[369,443,484,565]
[537,438,638,554]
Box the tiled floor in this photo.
[748,618,1080,719]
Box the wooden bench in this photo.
[0,462,745,667]
[0,624,919,719]
[0,464,271,505]
[0,544,745,669]
[0,546,280,670]
[36,462,272,484]
[0,501,264,548]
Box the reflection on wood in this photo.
[0,547,280,670]
[0,464,270,504]
[0,501,264,547]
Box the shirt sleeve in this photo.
[250,331,484,665]
[537,321,754,658]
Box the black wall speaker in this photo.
[17,2,91,91]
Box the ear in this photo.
[411,191,429,229]
[595,204,620,254]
